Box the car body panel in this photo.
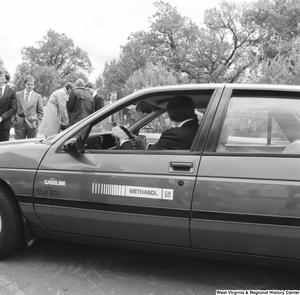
[0,139,48,169]
[192,156,300,260]
[190,84,300,261]
[1,83,300,265]
[35,149,201,246]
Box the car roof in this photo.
[129,83,300,93]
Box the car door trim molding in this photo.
[192,210,300,227]
[32,196,190,218]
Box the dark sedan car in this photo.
[1,83,300,267]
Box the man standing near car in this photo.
[13,75,44,139]
[0,70,17,141]
[85,82,104,112]
[67,78,94,126]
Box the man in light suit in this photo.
[0,70,17,141]
[13,75,44,139]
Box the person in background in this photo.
[108,91,117,125]
[13,75,44,139]
[0,69,17,141]
[42,96,48,107]
[67,78,94,126]
[85,82,104,112]
[39,82,73,137]
[109,91,117,104]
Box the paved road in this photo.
[0,239,299,295]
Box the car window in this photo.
[216,97,300,153]
[62,89,214,152]
[86,100,205,149]
[90,104,149,135]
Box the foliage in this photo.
[100,1,199,94]
[14,29,93,97]
[21,30,93,77]
[257,46,300,85]
[200,0,258,82]
[122,61,178,96]
[100,0,262,93]
[13,65,61,97]
[228,110,268,138]
[248,0,300,58]
[0,58,5,70]
[147,1,200,79]
[101,59,128,99]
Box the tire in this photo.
[0,187,24,259]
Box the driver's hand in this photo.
[132,134,148,150]
[112,126,128,140]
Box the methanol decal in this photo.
[92,183,173,200]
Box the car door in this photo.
[34,87,222,247]
[191,85,300,260]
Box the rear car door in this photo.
[191,85,300,261]
[34,87,222,247]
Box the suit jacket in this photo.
[0,85,17,129]
[121,118,199,150]
[67,87,94,125]
[13,90,44,131]
[94,93,104,111]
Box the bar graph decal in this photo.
[92,183,173,200]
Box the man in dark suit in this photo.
[67,79,94,126]
[85,82,104,112]
[13,75,44,139]
[0,70,17,141]
[112,96,199,150]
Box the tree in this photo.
[120,31,152,77]
[256,45,300,85]
[249,0,300,58]
[0,58,5,70]
[14,30,93,96]
[21,30,93,77]
[243,0,300,84]
[14,65,61,97]
[122,61,178,96]
[101,0,259,89]
[100,0,200,93]
[147,0,199,78]
[101,0,300,92]
[198,0,258,82]
[101,59,128,99]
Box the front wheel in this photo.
[0,187,24,259]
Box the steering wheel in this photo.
[119,125,135,141]
[114,125,137,149]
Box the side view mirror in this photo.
[136,101,153,114]
[63,137,84,154]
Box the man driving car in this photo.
[111,96,199,150]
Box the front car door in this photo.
[33,85,223,248]
[191,84,300,262]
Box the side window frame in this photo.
[210,91,300,154]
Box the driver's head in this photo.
[167,96,195,122]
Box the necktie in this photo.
[0,87,2,99]
[24,92,30,109]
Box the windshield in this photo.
[90,103,151,136]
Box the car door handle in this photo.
[169,162,194,173]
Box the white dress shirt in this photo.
[24,90,33,104]
[0,84,6,97]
